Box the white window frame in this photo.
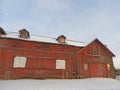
[13,56,27,68]
[56,59,65,69]
[107,64,111,70]
[84,63,88,70]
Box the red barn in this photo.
[0,27,116,79]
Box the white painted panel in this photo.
[56,59,65,69]
[84,64,88,70]
[13,56,27,68]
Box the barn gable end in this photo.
[77,38,115,56]
[0,28,116,79]
[76,38,116,78]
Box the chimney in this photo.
[0,27,6,35]
[19,29,30,38]
[57,35,66,43]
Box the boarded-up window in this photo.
[107,64,111,70]
[13,56,27,68]
[6,71,10,76]
[84,64,88,70]
[56,59,65,69]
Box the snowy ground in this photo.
[0,78,120,90]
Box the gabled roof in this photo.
[94,38,115,57]
[57,35,66,43]
[77,38,115,57]
[19,28,30,38]
[0,27,6,35]
[0,32,85,47]
[57,35,66,40]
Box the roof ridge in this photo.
[66,39,85,43]
[0,32,86,47]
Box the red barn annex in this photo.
[0,27,116,79]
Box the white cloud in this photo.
[0,0,120,68]
[36,0,70,11]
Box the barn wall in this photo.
[77,40,116,78]
[0,38,115,79]
[0,38,81,79]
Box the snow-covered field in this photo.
[0,78,120,90]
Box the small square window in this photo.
[13,56,27,68]
[56,59,65,69]
[6,71,10,76]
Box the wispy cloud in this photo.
[0,0,120,68]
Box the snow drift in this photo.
[0,78,120,90]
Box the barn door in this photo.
[90,63,108,77]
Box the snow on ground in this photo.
[0,78,120,90]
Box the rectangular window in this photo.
[107,64,111,70]
[56,59,65,69]
[13,56,27,68]
[6,71,10,76]
[84,64,88,70]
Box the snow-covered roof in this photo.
[0,32,86,47]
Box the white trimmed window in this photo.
[107,64,111,70]
[84,64,88,70]
[56,59,65,69]
[13,56,27,68]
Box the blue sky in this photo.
[0,0,120,68]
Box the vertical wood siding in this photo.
[77,39,116,78]
[0,38,80,79]
[0,38,116,79]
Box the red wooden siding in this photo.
[0,37,116,79]
[0,38,80,79]
[89,63,108,77]
[0,49,5,75]
[77,39,116,78]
